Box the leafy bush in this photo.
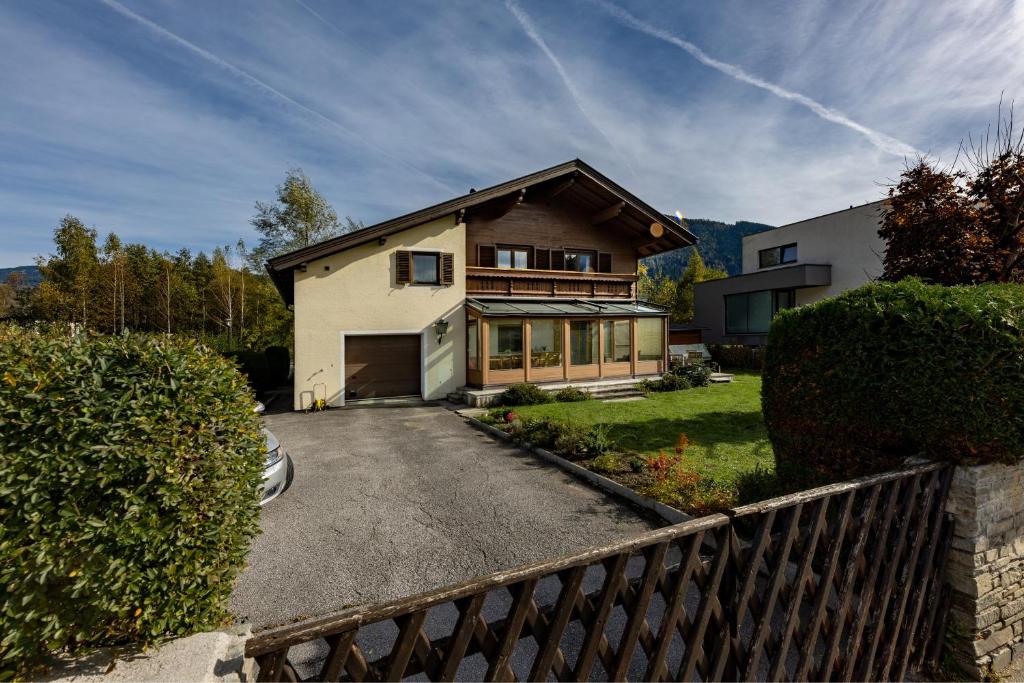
[589,453,621,475]
[553,386,591,402]
[670,363,712,387]
[638,373,691,393]
[264,345,290,386]
[495,383,552,406]
[763,279,1024,481]
[708,344,764,370]
[0,326,264,676]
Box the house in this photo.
[692,200,887,346]
[266,160,695,409]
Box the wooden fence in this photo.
[245,462,953,682]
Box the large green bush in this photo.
[0,326,264,676]
[763,280,1024,481]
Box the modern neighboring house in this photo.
[267,160,695,409]
[693,200,887,346]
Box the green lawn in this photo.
[513,373,774,493]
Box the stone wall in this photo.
[945,460,1024,677]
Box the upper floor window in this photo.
[725,289,795,334]
[412,252,440,284]
[497,246,529,269]
[564,250,596,273]
[758,243,797,269]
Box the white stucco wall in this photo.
[742,200,887,305]
[291,215,466,409]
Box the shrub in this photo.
[496,383,552,406]
[708,343,764,370]
[0,326,264,676]
[264,345,290,386]
[669,363,712,387]
[553,386,591,402]
[589,453,621,475]
[638,373,691,393]
[763,279,1024,481]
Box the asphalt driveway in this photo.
[230,404,659,631]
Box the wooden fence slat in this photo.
[439,594,487,682]
[320,630,358,682]
[386,610,429,682]
[877,469,943,681]
[574,553,629,681]
[794,489,856,681]
[896,471,953,681]
[742,503,803,680]
[817,484,882,680]
[256,649,289,683]
[857,473,926,681]
[611,542,669,680]
[766,496,829,681]
[694,527,734,683]
[644,533,703,682]
[529,565,586,681]
[838,477,903,681]
[485,578,540,682]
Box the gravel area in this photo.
[230,404,659,631]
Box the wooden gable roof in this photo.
[267,159,695,304]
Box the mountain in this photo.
[642,219,775,279]
[0,265,42,287]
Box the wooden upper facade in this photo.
[267,159,695,305]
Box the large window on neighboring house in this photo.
[488,319,523,370]
[497,246,530,269]
[411,252,440,284]
[564,250,596,273]
[603,320,631,362]
[758,243,798,269]
[569,320,598,365]
[467,319,479,371]
[725,289,796,334]
[529,319,562,368]
[637,318,664,361]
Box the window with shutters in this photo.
[396,251,452,285]
[411,253,440,284]
[496,246,530,269]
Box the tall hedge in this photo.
[763,279,1024,481]
[0,326,265,676]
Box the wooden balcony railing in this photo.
[466,267,637,299]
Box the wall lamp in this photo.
[433,318,450,344]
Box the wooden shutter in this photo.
[395,250,411,284]
[598,252,612,273]
[441,253,454,285]
[550,249,565,271]
[478,245,496,268]
[535,248,550,270]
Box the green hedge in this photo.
[0,326,264,676]
[762,280,1024,481]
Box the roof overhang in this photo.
[465,297,669,318]
[692,264,832,297]
[266,159,695,305]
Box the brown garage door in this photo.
[344,334,420,399]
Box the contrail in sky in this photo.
[97,0,457,194]
[506,0,638,177]
[592,0,922,158]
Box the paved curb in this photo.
[466,417,691,525]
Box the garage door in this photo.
[344,334,420,399]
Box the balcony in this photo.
[465,267,637,299]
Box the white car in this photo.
[256,403,293,505]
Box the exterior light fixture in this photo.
[433,318,450,344]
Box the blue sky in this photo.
[1,0,1021,267]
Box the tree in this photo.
[35,215,100,325]
[880,102,1024,284]
[637,262,677,312]
[249,168,360,266]
[673,249,727,322]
